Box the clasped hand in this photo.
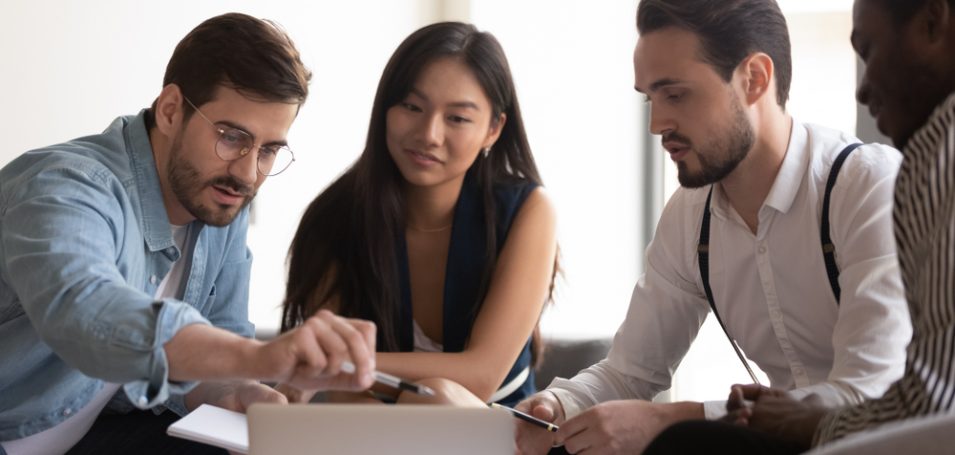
[723,383,827,450]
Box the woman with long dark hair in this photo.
[280,21,558,406]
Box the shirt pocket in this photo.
[200,284,217,313]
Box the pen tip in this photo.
[422,386,436,397]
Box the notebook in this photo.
[247,403,515,455]
[167,404,250,453]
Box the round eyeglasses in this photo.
[183,96,295,176]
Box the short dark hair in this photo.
[870,0,955,24]
[637,0,792,108]
[149,12,311,123]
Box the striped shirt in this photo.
[815,92,955,445]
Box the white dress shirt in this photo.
[549,120,912,420]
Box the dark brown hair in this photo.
[281,22,555,364]
[637,0,792,108]
[148,12,310,124]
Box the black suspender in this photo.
[697,142,862,383]
[698,189,761,384]
[821,143,863,301]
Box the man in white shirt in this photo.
[514,1,911,453]
[642,0,955,453]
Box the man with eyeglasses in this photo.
[0,13,376,454]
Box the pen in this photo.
[489,403,559,432]
[340,361,436,397]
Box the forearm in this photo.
[548,359,662,418]
[814,344,951,445]
[701,382,866,421]
[165,323,262,382]
[789,380,870,407]
[183,379,259,411]
[665,401,705,422]
[376,351,505,400]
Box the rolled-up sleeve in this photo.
[2,162,209,408]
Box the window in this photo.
[468,1,645,340]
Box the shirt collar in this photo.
[762,118,808,214]
[125,109,176,253]
[711,118,808,218]
[905,91,955,158]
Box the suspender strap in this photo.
[821,143,863,303]
[698,187,761,385]
[696,142,863,384]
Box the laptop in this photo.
[246,403,515,455]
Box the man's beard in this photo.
[167,134,255,227]
[673,97,755,188]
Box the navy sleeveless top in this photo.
[396,169,538,406]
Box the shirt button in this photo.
[138,396,148,407]
[150,275,158,285]
[758,246,767,254]
[62,408,72,416]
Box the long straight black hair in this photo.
[281,22,554,360]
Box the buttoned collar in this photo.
[711,118,808,219]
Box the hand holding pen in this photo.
[236,310,377,393]
[340,361,435,396]
[512,391,565,454]
[490,403,559,432]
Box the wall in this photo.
[468,1,644,339]
[0,1,645,341]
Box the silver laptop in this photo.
[247,404,515,455]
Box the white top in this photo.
[411,319,525,402]
[412,319,444,353]
[2,224,193,454]
[154,225,192,300]
[548,121,912,420]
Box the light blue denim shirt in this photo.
[0,110,254,441]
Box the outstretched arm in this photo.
[165,310,376,391]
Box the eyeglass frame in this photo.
[181,96,296,177]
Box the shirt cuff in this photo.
[703,399,728,420]
[547,377,588,419]
[122,300,210,409]
[163,393,190,417]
